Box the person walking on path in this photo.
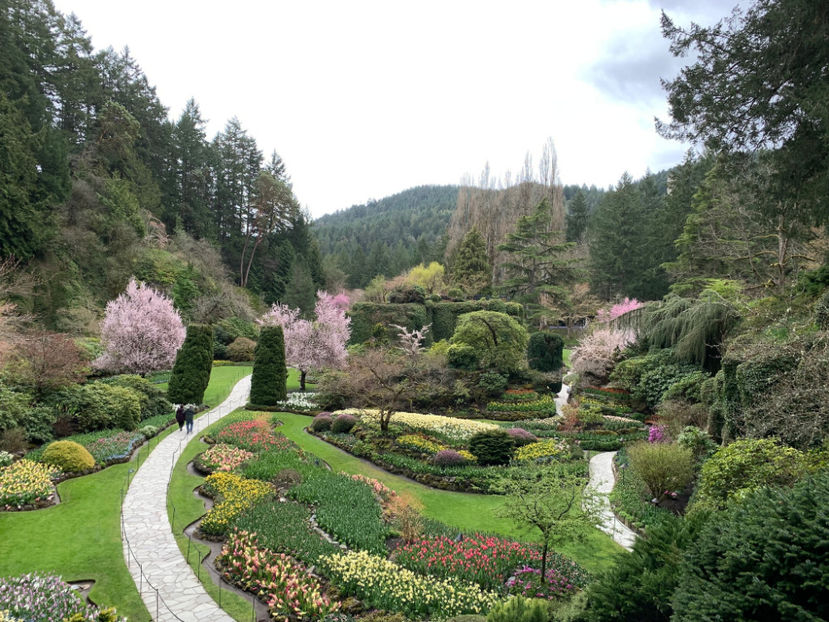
[184,404,195,434]
[175,404,185,432]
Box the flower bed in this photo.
[273,391,318,412]
[195,443,254,473]
[487,395,558,414]
[0,573,124,621]
[84,431,144,465]
[397,434,446,454]
[349,474,396,501]
[321,550,500,619]
[335,409,499,441]
[216,530,338,620]
[506,564,587,600]
[393,534,543,591]
[199,472,273,536]
[216,420,295,453]
[513,439,569,464]
[0,460,59,510]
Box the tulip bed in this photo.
[216,419,294,453]
[195,443,254,473]
[321,549,501,619]
[0,460,59,510]
[216,530,339,620]
[199,472,272,536]
[0,573,125,622]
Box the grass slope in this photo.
[0,365,252,621]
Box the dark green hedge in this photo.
[348,299,525,345]
[250,325,288,405]
[527,331,564,372]
[167,324,213,405]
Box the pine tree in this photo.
[167,324,214,404]
[565,189,589,243]
[250,325,288,405]
[283,261,316,317]
[450,228,492,295]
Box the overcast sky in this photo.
[52,0,738,218]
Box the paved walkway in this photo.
[587,451,638,551]
[121,376,251,622]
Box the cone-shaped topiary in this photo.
[167,324,214,405]
[42,440,95,472]
[527,331,564,372]
[469,430,515,466]
[250,325,288,405]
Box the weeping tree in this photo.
[620,289,741,371]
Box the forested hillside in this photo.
[315,185,458,288]
[0,1,323,330]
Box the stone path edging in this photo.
[587,451,638,551]
[121,375,251,622]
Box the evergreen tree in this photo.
[498,198,578,310]
[250,325,287,405]
[589,173,647,300]
[565,189,589,243]
[283,260,316,317]
[167,324,214,404]
[450,228,492,295]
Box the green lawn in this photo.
[266,412,623,573]
[0,365,253,621]
[563,348,572,368]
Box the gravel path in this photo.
[121,375,251,621]
[587,451,638,551]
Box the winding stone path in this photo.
[587,451,638,551]
[121,375,251,622]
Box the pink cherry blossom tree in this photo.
[596,297,643,323]
[94,278,186,375]
[260,291,351,391]
[570,327,633,386]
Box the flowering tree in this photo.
[596,297,643,323]
[260,291,350,391]
[391,323,431,357]
[570,328,633,386]
[95,279,186,375]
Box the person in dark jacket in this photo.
[185,404,195,434]
[175,405,185,432]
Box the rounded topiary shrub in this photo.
[331,413,357,434]
[226,337,257,362]
[450,311,529,374]
[42,440,95,472]
[469,430,515,466]
[505,427,538,447]
[433,449,469,467]
[250,325,288,406]
[527,331,564,372]
[167,324,214,405]
[312,413,333,432]
[139,425,159,438]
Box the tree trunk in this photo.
[541,540,548,584]
[300,369,306,392]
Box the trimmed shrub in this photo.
[447,343,478,370]
[167,324,214,404]
[469,430,515,466]
[41,440,95,473]
[348,303,431,346]
[487,596,549,622]
[139,425,159,438]
[429,300,521,342]
[433,449,470,466]
[628,442,694,501]
[250,325,288,406]
[226,337,256,362]
[450,311,529,374]
[52,383,142,431]
[312,413,333,432]
[101,374,171,420]
[331,413,357,434]
[476,372,508,398]
[527,331,564,372]
[673,470,829,621]
[692,438,805,512]
[505,427,538,447]
[389,285,426,304]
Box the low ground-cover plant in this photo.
[232,500,339,565]
[289,469,388,553]
[195,443,254,473]
[239,446,308,482]
[0,459,59,509]
[217,530,338,620]
[0,573,125,621]
[505,565,585,600]
[393,534,544,591]
[322,549,500,619]
[199,472,273,536]
[216,419,294,453]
